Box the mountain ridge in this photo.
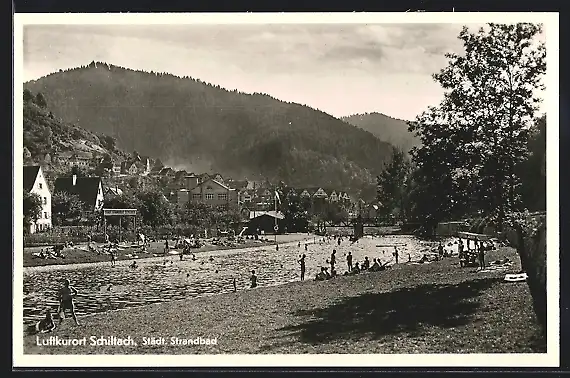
[341,112,422,154]
[24,61,395,197]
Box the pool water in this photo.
[22,235,435,324]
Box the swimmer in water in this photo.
[57,279,80,326]
[298,254,306,281]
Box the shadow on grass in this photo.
[270,277,501,348]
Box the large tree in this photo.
[136,190,174,229]
[376,147,411,219]
[52,191,83,225]
[408,23,545,230]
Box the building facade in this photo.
[182,175,238,210]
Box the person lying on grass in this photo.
[58,279,80,326]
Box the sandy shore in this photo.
[23,234,317,273]
[23,246,545,354]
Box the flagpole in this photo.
[274,191,278,249]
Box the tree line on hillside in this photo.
[23,89,128,176]
[24,61,393,196]
[376,23,546,236]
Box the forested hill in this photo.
[24,61,394,193]
[342,112,422,154]
[22,89,129,184]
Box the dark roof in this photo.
[228,180,249,190]
[54,176,102,208]
[23,166,41,192]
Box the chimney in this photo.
[72,174,77,186]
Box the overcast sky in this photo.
[22,23,543,121]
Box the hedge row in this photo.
[24,224,235,247]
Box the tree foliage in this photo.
[408,23,546,231]
[52,191,83,224]
[35,93,48,108]
[23,191,43,227]
[376,147,411,218]
[136,190,174,229]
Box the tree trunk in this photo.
[515,222,547,339]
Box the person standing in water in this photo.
[330,249,336,272]
[110,250,116,267]
[299,254,306,281]
[250,270,258,288]
[347,251,353,272]
[394,247,399,264]
[57,279,80,326]
[304,244,308,251]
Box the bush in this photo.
[24,233,88,247]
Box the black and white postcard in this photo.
[13,12,560,368]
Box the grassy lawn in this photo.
[23,246,546,354]
[23,234,313,268]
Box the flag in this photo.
[275,191,281,204]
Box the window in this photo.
[38,183,42,189]
[220,204,228,211]
[44,212,48,219]
[43,197,47,205]
[218,193,228,201]
[205,193,214,200]
[192,193,201,200]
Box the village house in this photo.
[174,170,188,182]
[180,174,238,210]
[55,151,93,168]
[329,190,338,202]
[111,162,122,175]
[121,153,152,176]
[23,165,52,233]
[104,186,124,197]
[158,167,176,178]
[137,155,152,175]
[238,189,254,205]
[54,174,105,212]
[121,160,139,175]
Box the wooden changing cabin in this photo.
[456,232,492,268]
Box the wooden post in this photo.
[119,216,122,243]
[103,213,107,242]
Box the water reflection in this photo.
[23,235,433,324]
